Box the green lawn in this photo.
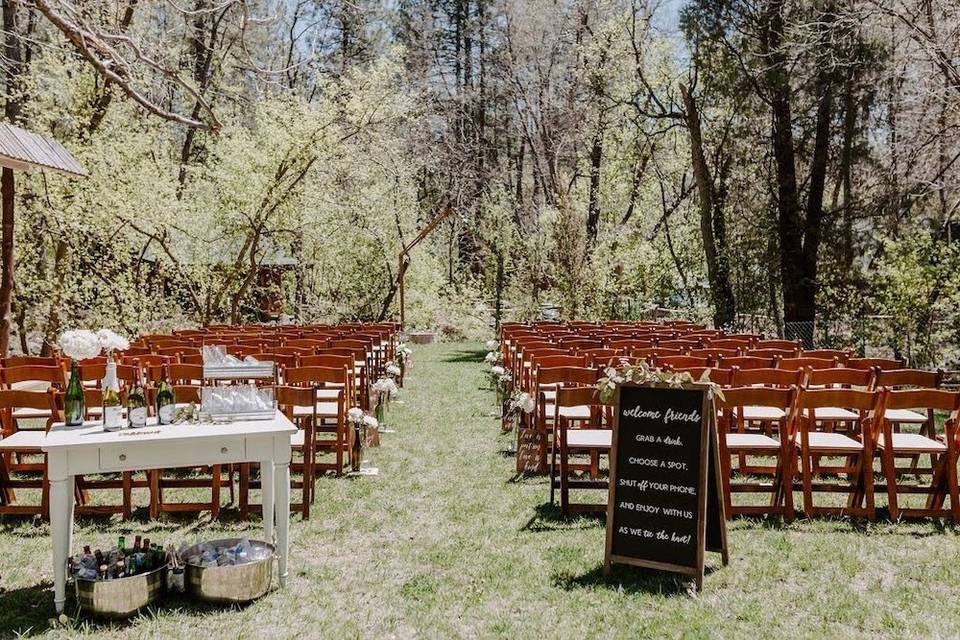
[2,342,960,638]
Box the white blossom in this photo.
[96,329,130,353]
[58,330,102,361]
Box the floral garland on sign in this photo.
[596,358,724,404]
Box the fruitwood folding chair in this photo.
[755,339,801,355]
[716,386,798,520]
[803,349,851,365]
[148,384,232,519]
[551,386,610,516]
[535,366,599,475]
[719,355,776,371]
[284,366,349,476]
[239,385,318,519]
[794,388,883,520]
[657,355,710,370]
[848,357,903,371]
[0,389,61,517]
[778,357,836,371]
[874,388,960,522]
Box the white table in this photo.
[17,411,296,613]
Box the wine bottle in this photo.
[156,371,175,425]
[128,370,147,428]
[64,359,85,426]
[102,359,123,431]
[351,421,362,472]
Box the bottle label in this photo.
[103,406,123,430]
[158,404,175,425]
[129,407,148,428]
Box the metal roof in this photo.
[0,122,87,177]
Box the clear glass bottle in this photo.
[102,359,123,431]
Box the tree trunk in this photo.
[681,85,736,328]
[0,169,14,356]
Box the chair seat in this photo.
[876,433,946,453]
[567,429,611,449]
[884,408,928,424]
[12,407,52,420]
[735,405,785,421]
[806,407,859,421]
[726,433,780,450]
[795,432,862,451]
[10,381,49,392]
[292,402,340,418]
[545,404,591,420]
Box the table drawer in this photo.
[98,438,247,472]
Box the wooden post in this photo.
[0,167,14,356]
[398,255,407,329]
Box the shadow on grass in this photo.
[520,502,605,533]
[0,581,267,637]
[442,349,486,364]
[0,581,55,637]
[553,563,706,596]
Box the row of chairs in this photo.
[543,376,959,522]
[0,322,400,520]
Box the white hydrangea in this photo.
[386,362,401,377]
[58,330,102,361]
[363,414,379,428]
[490,365,506,377]
[96,328,130,354]
[347,407,364,422]
[372,377,399,396]
[484,352,500,365]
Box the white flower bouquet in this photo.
[96,329,130,355]
[386,362,402,378]
[58,330,102,361]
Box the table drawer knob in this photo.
[220,447,228,454]
[118,454,127,462]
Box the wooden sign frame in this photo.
[602,381,729,591]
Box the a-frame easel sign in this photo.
[602,381,729,591]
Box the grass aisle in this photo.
[2,342,960,638]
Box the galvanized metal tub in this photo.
[183,538,275,604]
[75,565,166,618]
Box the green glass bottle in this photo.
[155,370,175,425]
[64,359,84,426]
[127,370,147,428]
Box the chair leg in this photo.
[211,464,221,519]
[148,471,160,520]
[239,463,250,520]
[719,446,733,520]
[122,472,133,520]
[559,419,570,516]
[800,439,814,518]
[861,453,875,522]
[880,447,899,522]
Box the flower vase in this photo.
[350,422,363,472]
[64,359,85,426]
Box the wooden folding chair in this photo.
[794,388,884,520]
[148,384,232,519]
[239,385,318,519]
[551,386,611,516]
[803,349,851,365]
[719,355,776,371]
[0,389,61,517]
[284,366,349,476]
[716,386,798,520]
[874,388,960,522]
[848,357,903,371]
[778,357,836,371]
[535,366,599,475]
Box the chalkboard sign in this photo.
[603,382,728,590]
[516,426,545,474]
